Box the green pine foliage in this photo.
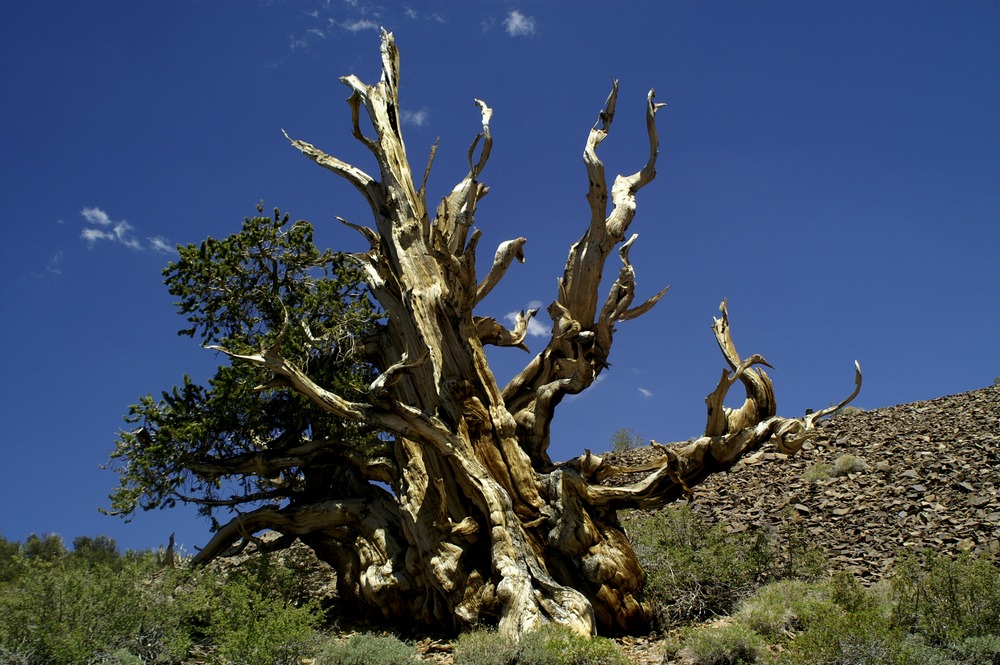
[103,205,380,529]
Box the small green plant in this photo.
[453,625,628,665]
[453,629,511,665]
[801,454,867,482]
[800,462,834,482]
[610,427,644,454]
[735,579,835,638]
[676,622,766,665]
[832,454,867,476]
[314,632,418,665]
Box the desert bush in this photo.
[610,428,644,454]
[0,547,163,664]
[891,550,1000,647]
[629,505,780,627]
[314,632,417,665]
[203,572,321,665]
[0,533,324,665]
[735,579,835,638]
[453,629,511,665]
[676,622,766,665]
[801,454,866,482]
[832,454,867,476]
[769,574,901,664]
[801,462,834,482]
[453,625,628,665]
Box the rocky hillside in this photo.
[613,384,1000,584]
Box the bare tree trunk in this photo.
[197,30,860,637]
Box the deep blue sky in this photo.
[2,1,997,555]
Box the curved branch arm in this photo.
[805,360,863,426]
[187,439,395,487]
[567,358,863,511]
[475,309,537,351]
[475,237,526,305]
[369,346,431,402]
[431,99,494,257]
[190,498,372,566]
[283,130,378,209]
[208,342,368,422]
[706,300,777,436]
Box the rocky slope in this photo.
[614,384,1000,585]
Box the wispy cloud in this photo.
[148,236,176,254]
[341,18,379,32]
[403,6,417,19]
[45,251,63,275]
[400,108,429,127]
[81,206,142,250]
[80,207,175,254]
[638,387,653,398]
[504,10,536,37]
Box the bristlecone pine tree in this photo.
[107,31,861,638]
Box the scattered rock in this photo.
[614,384,1000,589]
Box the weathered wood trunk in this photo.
[196,31,860,637]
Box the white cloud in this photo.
[341,18,379,32]
[404,6,417,19]
[638,387,653,398]
[148,236,176,254]
[504,10,536,37]
[79,206,171,253]
[401,108,429,127]
[81,206,113,226]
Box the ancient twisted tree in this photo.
[108,31,860,637]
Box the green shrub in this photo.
[735,580,835,638]
[518,624,629,665]
[952,634,1000,663]
[0,549,177,664]
[801,455,866,482]
[629,505,778,627]
[0,534,324,665]
[777,573,902,665]
[453,629,511,665]
[801,462,834,482]
[892,551,1000,647]
[314,632,418,665]
[780,606,904,665]
[676,622,766,665]
[453,625,628,665]
[208,584,318,664]
[832,454,867,477]
[610,428,643,454]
